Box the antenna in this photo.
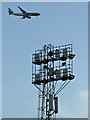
[32,44,75,120]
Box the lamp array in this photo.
[32,44,75,85]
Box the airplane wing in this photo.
[27,16,31,19]
[21,16,26,19]
[21,16,31,19]
[18,6,27,14]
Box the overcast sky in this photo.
[1,1,88,118]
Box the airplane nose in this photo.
[38,13,40,16]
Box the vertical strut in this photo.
[41,84,45,120]
[38,85,41,120]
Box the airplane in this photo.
[8,6,40,19]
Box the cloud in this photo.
[59,90,88,118]
[79,90,88,98]
[78,90,88,112]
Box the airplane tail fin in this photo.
[8,8,13,15]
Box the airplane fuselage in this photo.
[12,12,40,17]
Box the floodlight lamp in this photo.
[34,61,42,65]
[61,76,68,81]
[55,49,60,59]
[43,65,48,69]
[42,78,47,84]
[61,68,68,81]
[48,50,54,56]
[48,68,54,76]
[69,54,75,59]
[43,58,48,64]
[33,53,42,65]
[55,69,61,80]
[68,74,75,80]
[60,56,67,61]
[62,62,66,66]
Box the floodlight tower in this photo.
[32,44,75,120]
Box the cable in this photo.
[55,80,71,96]
[55,80,67,96]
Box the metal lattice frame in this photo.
[32,44,75,120]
